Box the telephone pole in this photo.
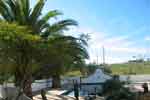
[102,46,105,65]
[96,49,99,65]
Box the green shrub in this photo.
[103,77,136,100]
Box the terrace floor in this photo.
[33,89,85,100]
[33,94,84,100]
[33,89,105,100]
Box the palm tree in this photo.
[0,0,77,98]
[0,0,77,36]
[38,35,89,88]
[0,21,43,99]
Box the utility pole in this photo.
[102,46,105,65]
[96,49,99,65]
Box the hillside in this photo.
[110,61,150,75]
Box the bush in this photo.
[106,87,136,100]
[103,77,136,100]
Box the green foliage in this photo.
[0,0,88,90]
[0,0,81,78]
[106,88,136,100]
[102,66,112,74]
[35,35,89,79]
[65,71,82,77]
[103,77,124,94]
[0,0,77,36]
[85,63,98,75]
[0,73,11,84]
[0,21,43,86]
[103,77,136,100]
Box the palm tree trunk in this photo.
[14,64,33,99]
[14,73,32,99]
[52,75,61,88]
[23,75,33,99]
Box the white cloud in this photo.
[145,36,150,41]
[88,31,148,63]
[66,27,149,64]
[109,47,147,54]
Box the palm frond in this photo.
[30,0,45,25]
[48,35,89,60]
[44,19,78,37]
[21,0,31,21]
[0,0,13,21]
[37,10,62,31]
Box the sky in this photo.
[32,0,150,64]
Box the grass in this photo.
[110,61,150,75]
[65,70,82,77]
[64,61,150,76]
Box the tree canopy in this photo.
[0,0,89,97]
[0,0,77,37]
[0,21,44,97]
[35,34,89,79]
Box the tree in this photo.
[35,34,89,88]
[0,21,43,98]
[85,63,98,76]
[103,77,136,100]
[0,0,77,37]
[0,0,77,97]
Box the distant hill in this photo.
[110,61,150,75]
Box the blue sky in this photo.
[32,0,150,63]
